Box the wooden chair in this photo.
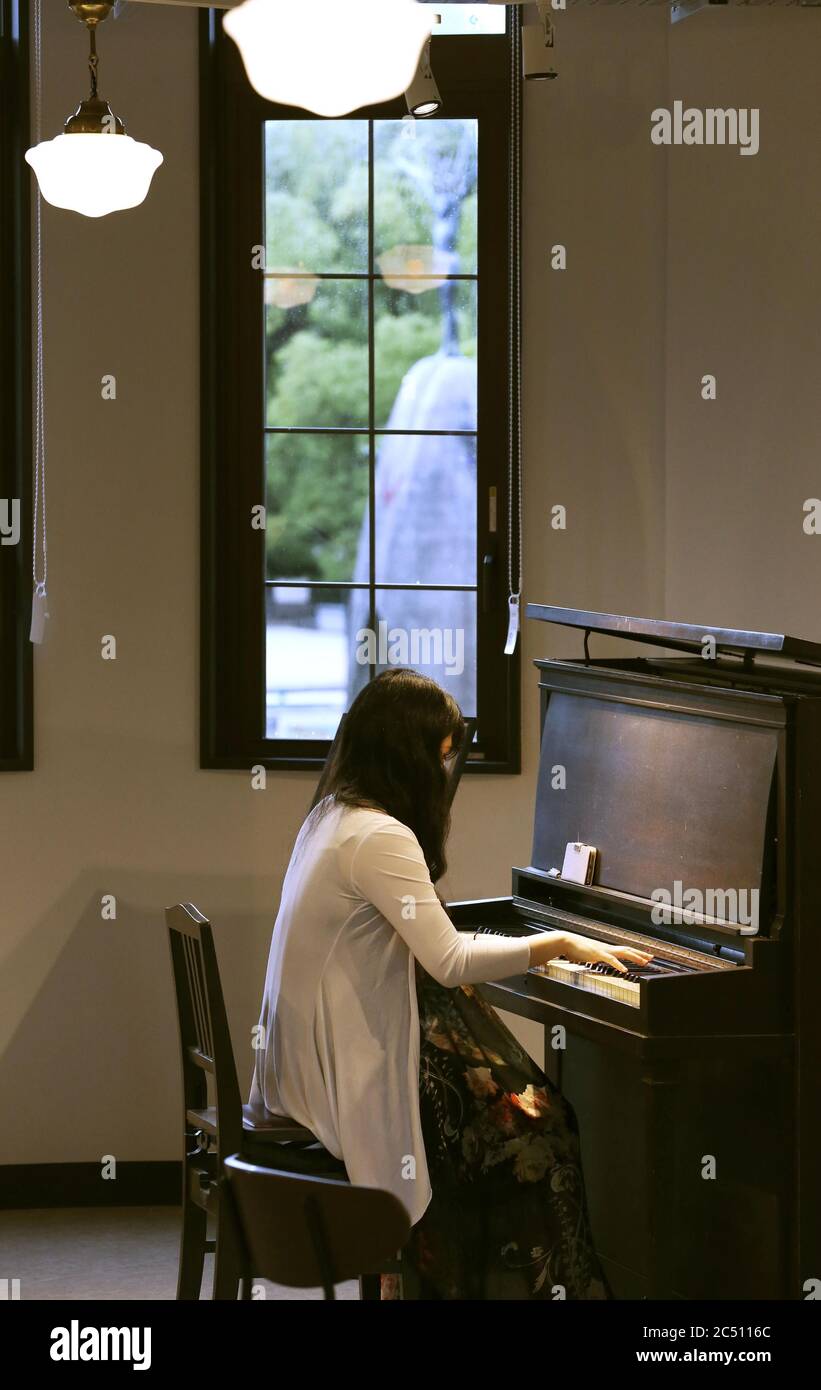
[220,1154,411,1301]
[166,902,357,1300]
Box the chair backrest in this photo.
[166,903,244,1156]
[223,1154,411,1298]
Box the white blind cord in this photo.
[30,0,48,645]
[505,11,523,656]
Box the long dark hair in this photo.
[317,669,465,882]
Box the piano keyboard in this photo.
[471,925,700,1011]
[533,958,642,1008]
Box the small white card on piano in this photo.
[561,842,599,886]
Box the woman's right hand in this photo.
[529,930,653,975]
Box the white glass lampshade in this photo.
[223,0,433,118]
[25,133,163,218]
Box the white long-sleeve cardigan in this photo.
[249,799,533,1224]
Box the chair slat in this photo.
[182,933,214,1060]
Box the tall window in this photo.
[0,0,32,771]
[202,10,520,772]
[264,118,479,740]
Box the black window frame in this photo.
[200,8,520,773]
[0,0,32,772]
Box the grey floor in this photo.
[0,1207,360,1300]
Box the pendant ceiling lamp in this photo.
[223,0,433,119]
[25,1,163,219]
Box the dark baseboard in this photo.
[0,1162,182,1210]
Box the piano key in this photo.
[470,925,698,1010]
[531,957,642,1008]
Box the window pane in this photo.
[266,586,354,740]
[431,5,506,36]
[375,277,477,429]
[374,120,478,275]
[264,120,368,272]
[266,434,370,582]
[265,279,369,428]
[368,433,476,586]
[347,589,477,718]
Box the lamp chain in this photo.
[88,26,98,99]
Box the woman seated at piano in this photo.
[250,668,651,1299]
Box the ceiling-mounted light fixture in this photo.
[522,1,557,82]
[25,1,163,218]
[223,0,433,118]
[405,37,443,118]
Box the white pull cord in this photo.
[30,0,49,645]
[505,10,523,656]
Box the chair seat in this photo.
[243,1099,318,1143]
[186,1103,317,1144]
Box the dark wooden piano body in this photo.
[451,606,821,1300]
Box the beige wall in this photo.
[665,7,821,631]
[1,2,817,1166]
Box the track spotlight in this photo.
[405,38,442,118]
[522,2,557,82]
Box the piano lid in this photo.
[526,605,821,666]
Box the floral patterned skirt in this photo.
[381,965,612,1301]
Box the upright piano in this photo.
[451,605,821,1300]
